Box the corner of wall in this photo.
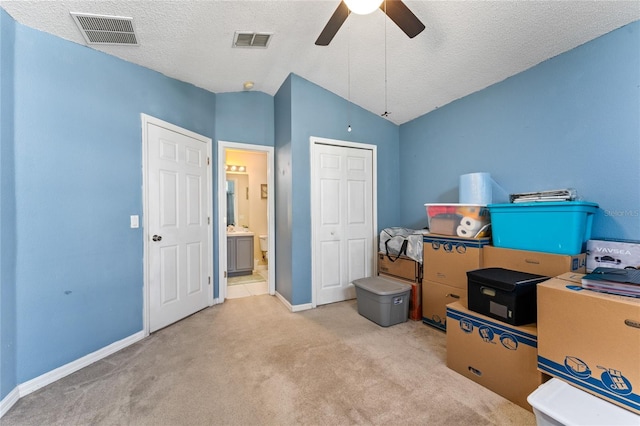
[0,6,18,404]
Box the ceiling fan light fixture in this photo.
[344,0,383,15]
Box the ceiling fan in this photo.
[315,0,425,46]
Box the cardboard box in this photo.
[586,239,640,272]
[423,235,490,289]
[446,302,548,411]
[537,273,640,414]
[483,245,586,276]
[379,273,422,321]
[427,213,460,236]
[377,252,421,282]
[422,279,466,331]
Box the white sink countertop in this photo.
[227,229,254,236]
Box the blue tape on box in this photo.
[446,306,537,350]
[538,356,640,413]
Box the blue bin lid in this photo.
[488,201,599,210]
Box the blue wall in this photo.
[275,74,400,305]
[212,91,275,298]
[399,21,640,241]
[0,8,17,401]
[11,22,215,383]
[2,6,638,405]
[274,75,294,302]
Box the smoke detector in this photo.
[70,12,138,45]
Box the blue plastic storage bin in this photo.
[488,201,599,255]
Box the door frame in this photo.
[141,113,214,336]
[310,136,378,308]
[217,141,275,302]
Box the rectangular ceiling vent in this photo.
[233,31,273,48]
[70,12,138,46]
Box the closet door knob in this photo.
[152,235,163,242]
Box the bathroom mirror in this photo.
[226,173,249,227]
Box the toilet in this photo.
[259,235,268,260]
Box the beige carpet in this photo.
[2,295,535,425]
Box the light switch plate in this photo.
[130,215,139,229]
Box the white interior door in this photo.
[146,120,211,332]
[313,142,374,305]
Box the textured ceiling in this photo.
[2,1,639,124]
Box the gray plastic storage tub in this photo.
[352,277,411,327]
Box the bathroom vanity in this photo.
[227,233,254,277]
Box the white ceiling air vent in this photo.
[233,31,273,48]
[70,12,138,46]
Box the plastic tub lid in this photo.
[527,378,639,425]
[352,277,411,295]
[488,201,599,209]
[424,203,488,207]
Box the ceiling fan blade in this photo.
[315,1,350,46]
[381,0,425,39]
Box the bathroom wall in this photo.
[225,150,268,267]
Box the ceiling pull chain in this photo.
[347,19,352,132]
[381,0,390,118]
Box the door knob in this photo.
[152,235,162,242]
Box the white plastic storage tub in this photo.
[527,378,640,426]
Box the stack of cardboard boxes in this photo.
[420,200,639,417]
[442,244,586,410]
[421,235,490,330]
[377,252,422,321]
[416,232,584,411]
[534,240,640,416]
[427,237,640,416]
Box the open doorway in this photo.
[217,141,275,302]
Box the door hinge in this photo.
[207,157,210,165]
[224,271,227,278]
[208,276,211,285]
[208,217,210,225]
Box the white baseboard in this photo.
[275,292,313,312]
[1,331,145,418]
[0,386,20,418]
[291,302,314,312]
[17,330,145,397]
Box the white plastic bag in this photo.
[379,227,423,264]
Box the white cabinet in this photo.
[227,235,254,277]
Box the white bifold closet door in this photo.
[313,142,374,306]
